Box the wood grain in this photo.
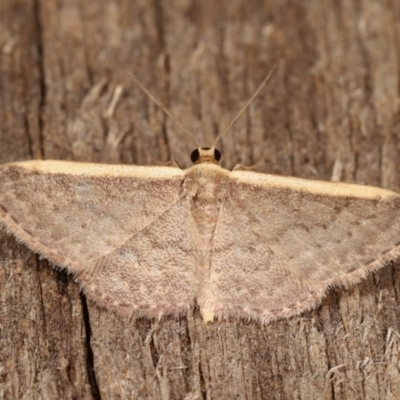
[1,0,400,398]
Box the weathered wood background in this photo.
[1,1,400,399]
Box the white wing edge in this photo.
[230,170,399,199]
[3,160,185,179]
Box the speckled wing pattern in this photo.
[204,171,400,322]
[2,160,400,323]
[0,161,195,318]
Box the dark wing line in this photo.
[231,190,400,286]
[0,179,188,276]
[0,207,78,271]
[86,193,190,274]
[230,179,400,288]
[326,242,400,290]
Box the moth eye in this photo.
[214,148,221,161]
[190,149,200,163]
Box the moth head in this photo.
[191,147,221,165]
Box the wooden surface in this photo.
[1,1,400,399]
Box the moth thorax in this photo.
[191,148,221,165]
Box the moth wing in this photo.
[0,160,196,317]
[202,171,400,323]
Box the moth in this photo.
[1,68,400,324]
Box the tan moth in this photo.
[1,67,400,324]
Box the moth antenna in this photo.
[212,61,279,148]
[127,72,201,148]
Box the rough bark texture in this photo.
[1,1,400,399]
